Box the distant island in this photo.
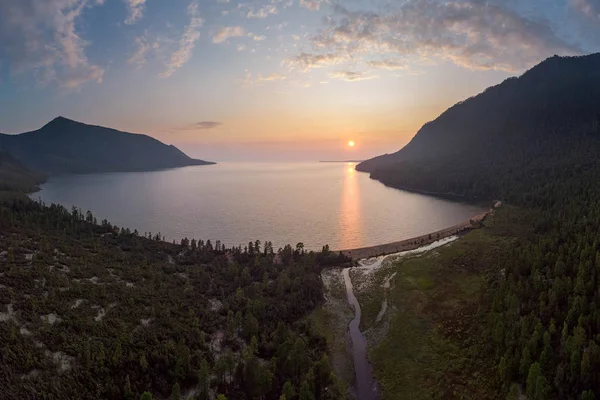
[0,116,214,175]
[319,160,364,163]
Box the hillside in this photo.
[0,117,214,175]
[357,53,600,202]
[0,151,46,194]
[350,52,600,400]
[0,199,349,399]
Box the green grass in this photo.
[364,227,510,399]
[349,268,386,332]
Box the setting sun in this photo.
[348,140,355,147]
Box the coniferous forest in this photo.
[0,197,349,399]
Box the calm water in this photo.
[33,162,485,250]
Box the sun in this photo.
[348,140,355,147]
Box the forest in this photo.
[0,151,46,195]
[0,197,349,400]
[357,53,600,399]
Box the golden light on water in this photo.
[339,160,362,249]
[348,140,355,147]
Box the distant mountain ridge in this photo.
[0,116,214,175]
[357,53,600,201]
[0,151,46,193]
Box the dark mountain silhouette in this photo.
[0,151,46,193]
[0,116,214,175]
[357,53,600,201]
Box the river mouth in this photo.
[341,236,460,399]
[343,267,380,400]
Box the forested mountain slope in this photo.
[0,151,45,194]
[0,117,214,175]
[356,53,600,399]
[0,199,349,400]
[357,53,600,201]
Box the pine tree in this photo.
[171,382,181,400]
[140,392,153,400]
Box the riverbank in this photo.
[318,234,472,399]
[308,269,356,399]
[358,224,509,399]
[337,202,499,260]
[318,202,503,399]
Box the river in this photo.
[341,236,460,399]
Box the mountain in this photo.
[0,117,214,175]
[0,150,46,193]
[357,53,600,202]
[354,53,600,399]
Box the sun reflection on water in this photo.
[338,163,362,249]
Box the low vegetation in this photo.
[357,217,514,399]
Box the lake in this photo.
[33,162,486,250]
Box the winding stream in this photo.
[342,235,460,399]
[343,267,380,400]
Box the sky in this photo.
[1,0,600,161]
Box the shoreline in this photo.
[337,202,500,261]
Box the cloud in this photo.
[266,22,288,31]
[0,0,105,89]
[213,26,245,43]
[330,70,376,81]
[292,0,581,74]
[162,1,204,77]
[299,0,328,11]
[124,0,148,24]
[286,52,347,71]
[258,73,287,81]
[245,4,278,18]
[242,71,287,86]
[184,121,224,130]
[128,36,159,69]
[366,60,406,70]
[571,0,600,20]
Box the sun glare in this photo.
[348,140,355,147]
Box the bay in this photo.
[33,162,485,250]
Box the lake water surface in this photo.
[34,162,485,250]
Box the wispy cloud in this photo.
[124,0,148,24]
[128,36,159,69]
[0,0,105,89]
[242,71,287,86]
[180,121,224,130]
[286,52,347,71]
[299,0,329,11]
[291,0,581,74]
[249,34,267,41]
[258,73,287,81]
[243,4,278,18]
[366,60,406,70]
[161,1,204,77]
[571,0,600,20]
[213,26,245,43]
[330,70,376,82]
[266,22,288,31]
